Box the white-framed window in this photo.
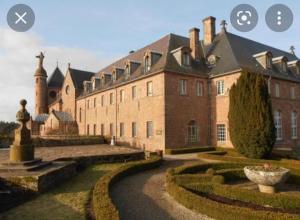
[291,87,295,99]
[110,93,114,105]
[147,81,153,96]
[282,62,287,72]
[182,52,190,66]
[291,111,298,139]
[120,89,125,103]
[179,79,187,95]
[216,80,224,95]
[101,95,105,106]
[132,86,137,99]
[186,120,199,143]
[146,121,153,138]
[132,122,137,137]
[196,81,203,96]
[274,110,283,140]
[120,123,124,137]
[144,56,151,72]
[275,83,280,97]
[266,57,272,69]
[217,124,226,141]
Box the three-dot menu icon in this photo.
[265,4,293,32]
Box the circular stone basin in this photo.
[244,166,290,194]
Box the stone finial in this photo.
[16,99,30,126]
[220,20,227,32]
[290,45,295,55]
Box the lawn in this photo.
[0,163,121,220]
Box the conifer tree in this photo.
[228,71,275,158]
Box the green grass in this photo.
[0,163,121,220]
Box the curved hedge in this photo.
[92,155,162,220]
[166,162,300,220]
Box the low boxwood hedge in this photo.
[166,162,300,220]
[92,155,162,220]
[165,146,215,155]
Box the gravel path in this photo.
[111,154,215,220]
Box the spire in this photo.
[220,20,227,33]
[68,63,71,69]
[290,45,295,55]
[34,51,47,77]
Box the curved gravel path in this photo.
[111,154,215,220]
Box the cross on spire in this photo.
[36,52,45,67]
[220,20,227,32]
[290,45,295,55]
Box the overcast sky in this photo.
[0,0,299,121]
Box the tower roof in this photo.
[48,67,64,88]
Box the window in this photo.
[179,79,187,95]
[101,124,104,136]
[93,124,96,135]
[120,123,124,137]
[275,83,280,97]
[65,85,70,95]
[125,65,130,75]
[79,108,82,122]
[291,111,298,139]
[87,100,90,109]
[196,81,203,96]
[144,56,151,72]
[132,122,137,137]
[274,110,283,140]
[217,124,226,141]
[186,120,199,143]
[132,86,137,99]
[87,125,90,135]
[266,57,272,69]
[110,93,114,105]
[49,91,57,99]
[120,90,125,103]
[147,81,153,96]
[94,98,97,108]
[291,87,295,99]
[283,62,287,72]
[101,95,105,106]
[216,80,224,95]
[183,52,190,66]
[110,123,114,136]
[146,121,153,138]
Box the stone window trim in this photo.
[132,86,137,99]
[132,122,137,138]
[196,81,203,96]
[274,110,283,141]
[216,80,225,96]
[109,92,114,105]
[100,124,104,136]
[275,83,280,98]
[120,89,125,103]
[146,121,153,138]
[120,122,124,137]
[147,81,153,97]
[179,79,188,96]
[290,86,296,99]
[186,120,199,144]
[101,95,105,107]
[291,111,298,139]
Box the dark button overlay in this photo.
[265,4,293,32]
[7,4,35,32]
[230,4,258,32]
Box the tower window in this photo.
[65,85,70,95]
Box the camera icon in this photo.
[230,4,258,32]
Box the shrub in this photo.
[92,156,162,220]
[165,146,215,155]
[211,175,225,184]
[228,71,276,159]
[206,168,215,175]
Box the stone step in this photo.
[1,158,42,167]
[0,161,52,172]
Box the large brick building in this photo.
[31,16,300,152]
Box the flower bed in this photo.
[166,162,300,220]
[91,155,162,220]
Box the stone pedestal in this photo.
[10,144,34,162]
[258,184,276,194]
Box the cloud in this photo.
[0,28,116,122]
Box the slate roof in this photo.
[34,114,49,123]
[52,110,74,122]
[69,68,95,89]
[48,67,64,88]
[207,31,299,81]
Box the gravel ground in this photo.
[111,154,215,220]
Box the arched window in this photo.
[144,56,151,72]
[274,110,283,140]
[291,111,298,139]
[186,120,199,144]
[183,52,190,66]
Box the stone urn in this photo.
[244,164,290,194]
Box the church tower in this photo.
[34,52,48,116]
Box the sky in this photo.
[0,0,299,121]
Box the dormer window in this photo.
[253,51,273,69]
[282,62,287,72]
[144,56,151,72]
[266,56,272,69]
[183,52,190,66]
[125,65,130,75]
[272,56,288,73]
[288,60,300,75]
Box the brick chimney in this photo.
[189,27,200,61]
[203,16,216,45]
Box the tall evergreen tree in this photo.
[228,71,276,158]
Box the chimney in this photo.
[189,27,200,61]
[203,16,216,45]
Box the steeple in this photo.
[34,52,47,77]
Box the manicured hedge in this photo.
[165,146,215,155]
[92,156,162,220]
[166,162,300,220]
